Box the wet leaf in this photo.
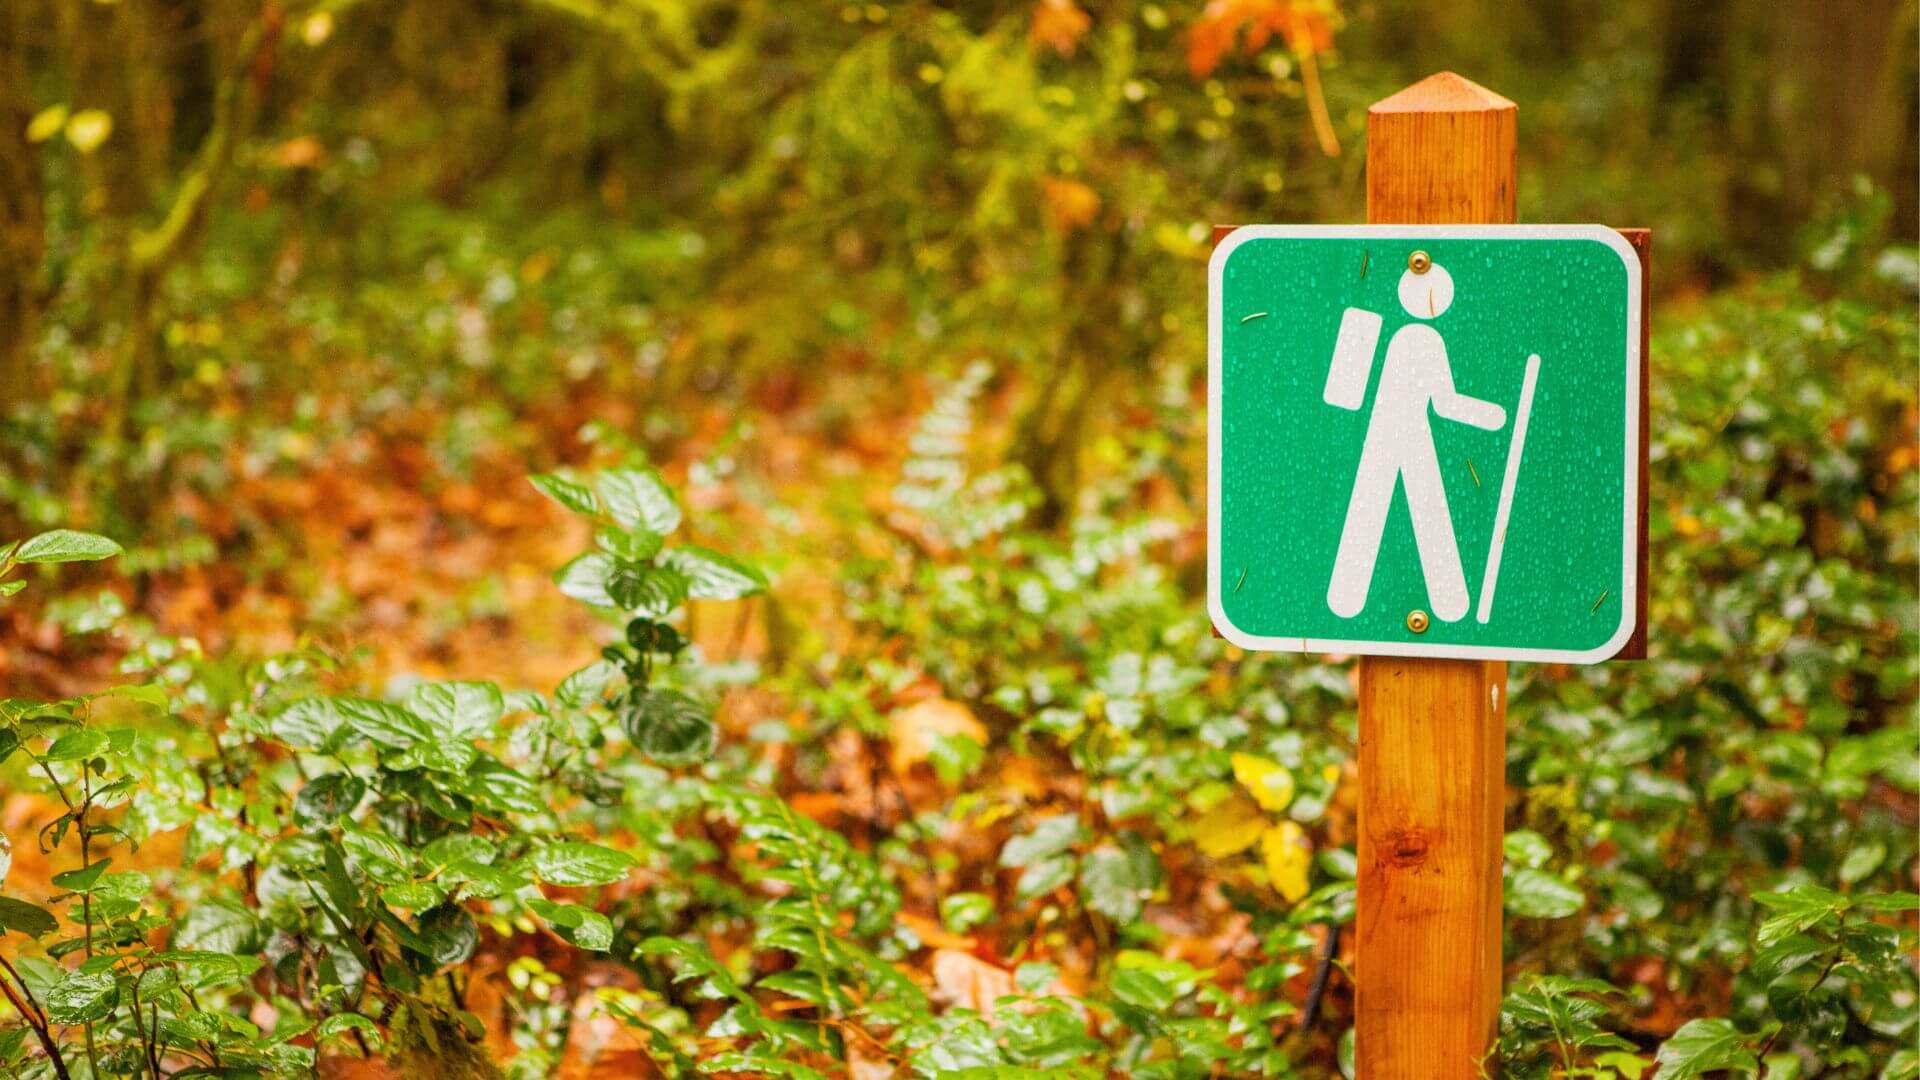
[1191,796,1266,858]
[1262,821,1311,902]
[1232,752,1295,813]
[529,842,635,887]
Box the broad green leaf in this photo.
[607,561,691,617]
[0,896,58,938]
[455,756,543,815]
[408,681,504,741]
[294,773,367,824]
[1506,868,1584,919]
[1109,967,1178,1010]
[1839,841,1887,884]
[1652,1019,1758,1079]
[11,530,122,564]
[1000,814,1082,867]
[1753,885,1848,946]
[94,683,165,709]
[415,903,479,968]
[153,950,263,989]
[381,881,445,911]
[1014,962,1060,994]
[341,829,413,885]
[270,697,351,750]
[554,552,619,608]
[1853,891,1920,912]
[598,468,681,534]
[316,1013,381,1044]
[662,546,766,600]
[529,842,636,887]
[1503,830,1554,870]
[174,899,264,954]
[1016,853,1076,898]
[621,690,715,765]
[43,728,108,762]
[442,858,526,900]
[529,471,600,515]
[339,698,433,750]
[1080,845,1150,923]
[97,870,151,901]
[44,969,118,1023]
[421,835,495,871]
[595,525,663,562]
[940,892,993,933]
[556,660,620,709]
[528,898,614,951]
[1706,765,1753,801]
[52,858,111,894]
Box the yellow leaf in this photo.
[1231,752,1295,813]
[302,11,335,46]
[1192,795,1266,858]
[26,105,68,144]
[64,110,113,154]
[1262,821,1312,903]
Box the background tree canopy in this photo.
[0,2,1913,1078]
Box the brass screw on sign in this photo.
[1408,250,1432,274]
[1406,609,1431,633]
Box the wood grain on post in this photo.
[1355,72,1514,1079]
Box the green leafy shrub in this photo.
[0,465,771,1077]
[1,225,1914,1078]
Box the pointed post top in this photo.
[1366,72,1517,224]
[1370,72,1516,115]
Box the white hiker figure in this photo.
[1322,255,1506,623]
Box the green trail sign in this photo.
[1208,225,1642,664]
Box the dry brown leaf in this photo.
[898,911,977,951]
[888,698,986,776]
[930,948,1016,1012]
[847,1043,898,1080]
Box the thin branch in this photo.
[0,963,72,1080]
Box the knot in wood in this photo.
[1383,826,1432,866]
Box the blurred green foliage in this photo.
[0,0,1914,1076]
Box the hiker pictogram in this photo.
[1321,255,1539,625]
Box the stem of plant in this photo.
[0,965,72,1080]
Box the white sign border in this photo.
[1206,224,1642,665]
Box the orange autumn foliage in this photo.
[1186,0,1337,78]
[1029,0,1092,57]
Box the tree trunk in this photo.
[1728,0,1913,257]
[0,0,45,401]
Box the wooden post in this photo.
[1355,72,1515,1079]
